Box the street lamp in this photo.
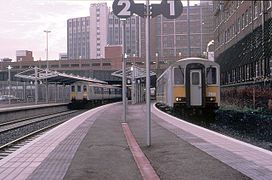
[200,6,205,55]
[7,65,12,104]
[178,52,182,59]
[206,40,214,60]
[44,30,51,70]
[44,30,51,103]
[155,52,160,76]
[187,0,191,57]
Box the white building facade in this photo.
[89,3,109,59]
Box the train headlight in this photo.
[206,97,216,102]
[175,97,185,102]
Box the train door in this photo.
[190,70,202,106]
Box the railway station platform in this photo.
[0,102,272,179]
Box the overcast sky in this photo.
[0,0,200,61]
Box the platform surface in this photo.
[0,102,271,179]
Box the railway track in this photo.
[0,110,81,160]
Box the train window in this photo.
[207,67,217,84]
[174,67,184,85]
[83,85,87,92]
[77,85,81,92]
[71,86,75,92]
[192,72,200,85]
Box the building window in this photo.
[259,2,262,15]
[102,63,111,66]
[254,2,258,19]
[245,10,248,26]
[237,17,241,33]
[248,7,252,23]
[92,63,100,66]
[241,14,244,29]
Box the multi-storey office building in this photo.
[213,1,272,110]
[89,3,109,59]
[67,3,109,60]
[68,2,214,61]
[67,16,90,60]
[213,1,272,85]
[108,13,141,57]
[154,2,214,59]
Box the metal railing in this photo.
[0,81,70,105]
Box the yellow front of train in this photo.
[157,57,220,112]
[70,85,76,101]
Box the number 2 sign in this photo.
[112,0,134,18]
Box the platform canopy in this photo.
[111,65,156,79]
[15,67,107,85]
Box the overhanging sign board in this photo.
[112,0,183,19]
[159,0,183,19]
[112,0,145,18]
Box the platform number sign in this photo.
[112,0,134,18]
[159,0,183,19]
[112,0,183,19]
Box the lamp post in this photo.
[79,56,82,69]
[155,52,159,75]
[7,65,12,104]
[44,30,51,103]
[44,30,51,70]
[187,0,191,57]
[131,65,136,104]
[206,40,214,60]
[121,19,127,123]
[146,0,151,146]
[178,52,182,60]
[200,6,205,55]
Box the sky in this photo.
[0,0,200,61]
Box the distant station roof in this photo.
[15,67,107,85]
[111,65,156,79]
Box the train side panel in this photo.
[69,81,121,109]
